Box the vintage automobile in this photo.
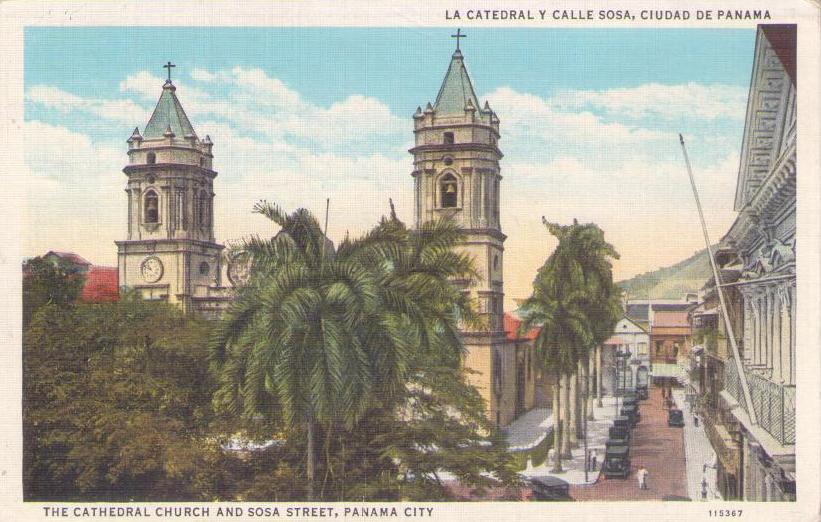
[620,404,640,425]
[527,475,573,501]
[667,408,685,427]
[605,438,625,451]
[622,396,638,408]
[608,425,630,445]
[636,384,649,400]
[602,445,631,479]
[613,415,632,430]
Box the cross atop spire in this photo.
[451,28,466,51]
[163,61,176,83]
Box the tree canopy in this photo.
[210,202,516,500]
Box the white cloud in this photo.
[23,121,125,265]
[26,85,150,124]
[551,82,748,121]
[115,67,406,154]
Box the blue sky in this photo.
[23,27,755,303]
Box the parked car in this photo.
[602,445,631,479]
[527,475,573,501]
[613,415,632,430]
[636,385,649,400]
[620,404,640,425]
[608,425,630,445]
[668,408,685,427]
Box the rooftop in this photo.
[434,49,481,115]
[79,266,119,303]
[504,313,539,341]
[652,311,690,328]
[143,81,197,139]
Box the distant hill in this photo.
[617,247,714,300]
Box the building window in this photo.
[144,190,159,223]
[147,152,156,164]
[655,341,664,355]
[198,191,210,227]
[199,261,210,275]
[443,156,453,166]
[440,174,458,208]
[638,342,648,355]
[493,254,499,270]
[443,132,454,145]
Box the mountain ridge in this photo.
[617,247,714,300]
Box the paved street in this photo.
[570,387,689,501]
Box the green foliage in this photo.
[22,256,85,326]
[509,431,552,470]
[23,297,236,501]
[210,202,515,500]
[519,219,622,376]
[693,326,720,353]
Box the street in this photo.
[570,386,689,500]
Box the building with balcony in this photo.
[716,24,796,502]
[689,264,744,499]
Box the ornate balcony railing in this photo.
[703,414,739,474]
[724,358,795,445]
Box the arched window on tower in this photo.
[443,132,454,145]
[146,152,156,164]
[144,190,159,223]
[440,174,458,208]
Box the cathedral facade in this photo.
[116,41,536,426]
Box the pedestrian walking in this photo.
[590,449,598,471]
[637,466,649,490]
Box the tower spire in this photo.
[451,28,466,52]
[163,61,176,83]
[434,31,479,115]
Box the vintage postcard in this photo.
[1,1,819,520]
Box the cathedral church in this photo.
[116,38,537,426]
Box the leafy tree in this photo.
[23,295,235,500]
[22,256,85,326]
[519,219,621,472]
[211,202,515,500]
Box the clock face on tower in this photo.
[140,256,164,283]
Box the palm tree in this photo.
[210,202,479,499]
[519,219,620,472]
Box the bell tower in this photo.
[116,63,224,312]
[410,32,508,424]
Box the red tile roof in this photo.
[652,311,690,328]
[80,266,119,303]
[504,313,539,341]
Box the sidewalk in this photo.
[516,396,621,485]
[672,388,722,501]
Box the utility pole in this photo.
[678,134,756,425]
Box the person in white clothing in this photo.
[637,466,649,490]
